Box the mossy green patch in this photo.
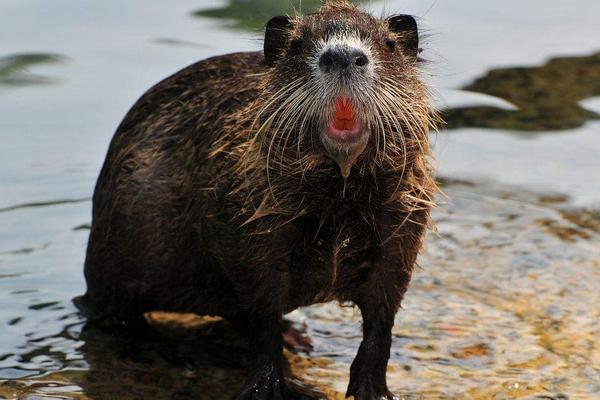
[444,52,600,131]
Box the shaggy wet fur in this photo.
[81,2,437,399]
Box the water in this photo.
[1,0,599,398]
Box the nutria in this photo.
[80,1,437,399]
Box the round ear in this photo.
[387,15,419,59]
[264,16,294,66]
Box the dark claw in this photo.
[282,319,313,352]
[236,372,317,400]
[346,384,399,400]
[237,384,317,400]
[236,373,284,400]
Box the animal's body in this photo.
[81,2,437,399]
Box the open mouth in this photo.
[325,97,365,144]
[321,96,369,178]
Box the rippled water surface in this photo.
[1,0,600,399]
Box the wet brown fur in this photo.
[82,2,437,399]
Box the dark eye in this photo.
[385,39,397,51]
[289,39,303,54]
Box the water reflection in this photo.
[444,52,600,131]
[74,318,247,400]
[0,53,65,88]
[1,311,322,399]
[0,198,90,214]
[193,0,363,31]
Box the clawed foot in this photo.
[282,320,313,352]
[236,364,315,400]
[346,382,399,400]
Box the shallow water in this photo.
[1,0,599,399]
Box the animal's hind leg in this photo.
[81,226,154,329]
[282,319,313,352]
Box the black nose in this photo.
[319,47,369,73]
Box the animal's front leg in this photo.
[235,312,315,400]
[346,300,398,400]
[345,210,426,399]
[235,312,286,400]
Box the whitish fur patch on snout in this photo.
[310,33,376,79]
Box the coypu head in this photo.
[250,0,433,181]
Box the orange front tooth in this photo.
[335,98,354,120]
[345,119,356,130]
[334,97,356,130]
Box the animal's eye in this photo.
[289,39,303,53]
[385,39,397,51]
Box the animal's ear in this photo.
[387,15,419,59]
[264,16,294,66]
